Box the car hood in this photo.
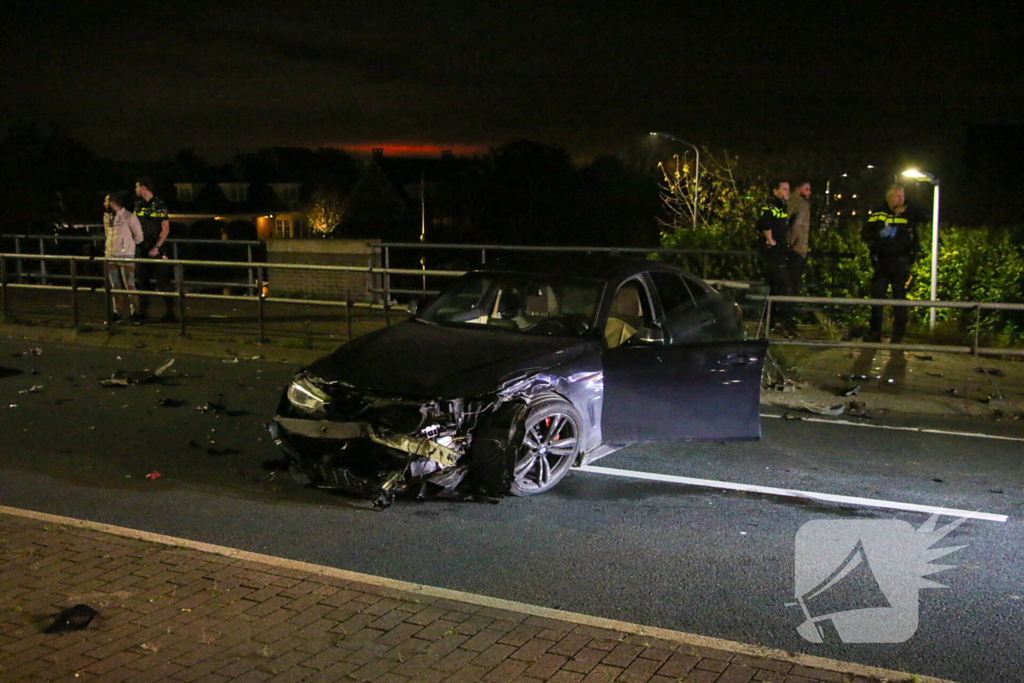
[304,321,591,398]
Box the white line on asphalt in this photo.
[574,465,1009,523]
[762,412,1024,442]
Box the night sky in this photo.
[3,1,1022,163]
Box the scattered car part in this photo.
[44,604,97,633]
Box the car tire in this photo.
[508,396,581,496]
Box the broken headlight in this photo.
[287,375,331,415]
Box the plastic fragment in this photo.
[145,471,162,481]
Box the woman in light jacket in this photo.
[107,192,144,321]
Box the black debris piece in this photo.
[974,367,1006,377]
[207,447,242,456]
[846,401,873,418]
[932,478,944,483]
[925,372,944,377]
[915,355,934,361]
[0,367,24,379]
[156,398,188,408]
[44,604,97,634]
[840,384,860,397]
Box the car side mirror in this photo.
[634,326,666,345]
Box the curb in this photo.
[0,505,956,683]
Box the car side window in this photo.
[604,279,650,349]
[649,272,710,343]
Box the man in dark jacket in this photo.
[861,184,921,343]
[758,179,798,335]
[133,177,177,323]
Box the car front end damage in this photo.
[267,370,554,507]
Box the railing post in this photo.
[0,255,8,320]
[176,263,186,336]
[38,237,47,286]
[70,258,79,327]
[247,244,254,295]
[384,246,391,306]
[346,284,353,341]
[765,297,772,340]
[973,305,981,356]
[103,258,113,328]
[481,248,486,265]
[383,264,391,327]
[257,265,266,342]
[173,242,179,261]
[14,237,23,284]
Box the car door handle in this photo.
[718,353,759,366]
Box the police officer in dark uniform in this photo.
[862,184,921,343]
[758,179,798,335]
[133,177,177,323]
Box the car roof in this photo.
[471,253,696,283]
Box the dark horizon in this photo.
[3,2,1022,167]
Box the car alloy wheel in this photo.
[509,397,581,496]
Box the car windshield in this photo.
[416,273,602,337]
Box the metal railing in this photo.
[0,233,262,292]
[1,250,1021,357]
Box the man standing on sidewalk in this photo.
[861,184,921,343]
[758,179,798,336]
[787,180,811,295]
[133,177,177,323]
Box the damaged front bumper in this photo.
[267,416,466,506]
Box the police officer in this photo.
[862,184,921,343]
[758,179,798,335]
[133,177,177,323]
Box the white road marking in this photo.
[574,465,1009,523]
[762,412,1024,442]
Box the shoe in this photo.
[159,312,178,323]
[864,331,882,342]
[890,335,904,344]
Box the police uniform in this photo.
[862,203,921,342]
[757,195,798,328]
[134,194,176,319]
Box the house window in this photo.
[275,218,293,238]
[219,183,249,202]
[293,218,304,236]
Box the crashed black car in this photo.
[269,257,766,506]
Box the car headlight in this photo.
[287,375,331,415]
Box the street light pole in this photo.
[650,132,700,229]
[902,168,940,331]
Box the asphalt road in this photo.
[1,340,1022,683]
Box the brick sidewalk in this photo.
[0,509,951,683]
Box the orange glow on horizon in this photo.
[340,142,488,157]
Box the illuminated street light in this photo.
[650,132,700,229]
[902,168,941,331]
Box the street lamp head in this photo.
[902,168,938,184]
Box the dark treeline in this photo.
[0,126,662,248]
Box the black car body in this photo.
[269,257,766,506]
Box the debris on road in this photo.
[975,367,1006,377]
[99,359,175,387]
[0,366,24,379]
[18,384,45,394]
[915,355,934,361]
[804,403,846,416]
[840,384,860,396]
[12,347,42,357]
[44,604,97,633]
[846,401,873,418]
[156,398,187,408]
[207,447,242,455]
[145,471,162,481]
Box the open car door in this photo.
[601,338,767,442]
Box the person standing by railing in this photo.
[758,179,799,337]
[133,177,177,323]
[861,184,922,343]
[106,192,144,322]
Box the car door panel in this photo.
[601,339,767,442]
